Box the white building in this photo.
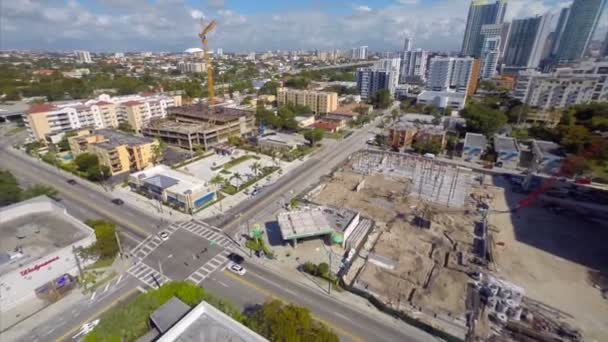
[427,57,476,93]
[351,46,368,60]
[177,62,205,73]
[403,37,413,52]
[74,50,92,64]
[216,48,223,56]
[400,49,428,84]
[0,196,96,314]
[417,90,467,110]
[480,37,501,79]
[513,61,608,110]
[376,58,401,95]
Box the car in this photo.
[111,198,124,205]
[251,188,260,196]
[67,179,77,185]
[423,153,436,159]
[228,263,246,276]
[227,253,244,264]
[159,231,169,241]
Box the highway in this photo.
[0,108,442,342]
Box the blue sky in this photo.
[1,0,605,52]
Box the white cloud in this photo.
[190,9,204,20]
[355,5,372,12]
[397,0,420,5]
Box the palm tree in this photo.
[250,161,262,178]
[209,175,225,212]
[231,172,243,191]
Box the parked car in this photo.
[228,263,246,276]
[67,179,77,185]
[227,253,244,264]
[111,198,124,205]
[159,231,169,241]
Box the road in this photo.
[0,109,441,342]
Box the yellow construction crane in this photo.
[198,20,217,104]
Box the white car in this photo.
[228,263,246,276]
[159,231,169,241]
[72,319,100,339]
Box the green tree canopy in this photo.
[258,81,280,95]
[74,153,99,172]
[0,170,22,206]
[85,219,119,259]
[460,102,507,137]
[303,128,324,146]
[372,89,392,109]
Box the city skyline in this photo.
[3,0,607,53]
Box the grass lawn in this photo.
[86,271,118,293]
[222,154,260,170]
[84,257,116,270]
[325,130,350,140]
[222,166,279,195]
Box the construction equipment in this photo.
[198,20,217,104]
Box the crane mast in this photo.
[199,20,217,105]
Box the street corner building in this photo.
[0,196,97,320]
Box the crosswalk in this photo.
[127,262,171,290]
[186,250,231,285]
[179,220,232,248]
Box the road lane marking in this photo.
[103,283,110,293]
[116,274,123,284]
[222,271,364,342]
[217,280,229,288]
[89,292,96,301]
[55,287,138,342]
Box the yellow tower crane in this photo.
[199,20,217,104]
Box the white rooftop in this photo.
[132,165,209,195]
[277,208,334,240]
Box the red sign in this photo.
[20,256,60,276]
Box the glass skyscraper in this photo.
[461,0,508,58]
[555,0,607,63]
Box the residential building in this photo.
[387,115,447,149]
[24,93,181,141]
[513,61,608,110]
[462,132,487,162]
[376,58,401,94]
[129,165,216,213]
[276,88,338,114]
[403,37,413,52]
[0,196,96,315]
[309,120,343,133]
[74,50,92,63]
[494,135,520,169]
[356,68,393,99]
[503,12,556,69]
[177,62,205,73]
[216,48,223,56]
[328,102,372,121]
[68,129,159,175]
[480,23,511,59]
[142,103,255,151]
[415,127,448,150]
[461,0,508,58]
[400,49,428,83]
[416,90,467,110]
[549,7,571,58]
[295,115,315,128]
[256,131,307,154]
[531,139,565,174]
[351,46,368,60]
[426,57,479,95]
[555,0,607,64]
[480,36,501,79]
[525,110,562,127]
[388,121,418,148]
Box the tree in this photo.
[87,165,111,182]
[259,81,280,95]
[240,96,253,105]
[151,139,165,165]
[460,102,507,137]
[57,131,77,151]
[0,170,22,206]
[231,172,243,191]
[85,219,119,259]
[391,108,400,121]
[21,184,59,200]
[245,299,339,342]
[560,125,591,154]
[372,89,392,109]
[250,161,262,177]
[303,128,324,146]
[117,122,134,133]
[317,262,330,278]
[209,175,225,212]
[74,153,99,173]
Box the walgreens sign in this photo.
[20,256,60,277]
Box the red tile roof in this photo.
[310,121,339,131]
[122,100,142,106]
[28,103,57,114]
[95,101,113,106]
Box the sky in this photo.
[1,0,606,53]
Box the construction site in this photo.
[303,149,605,342]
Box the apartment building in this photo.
[68,129,159,175]
[177,62,206,73]
[142,103,255,151]
[427,57,479,95]
[400,49,428,84]
[276,88,338,114]
[74,50,92,63]
[513,61,608,110]
[24,93,181,140]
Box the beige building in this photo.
[277,88,338,114]
[68,129,159,175]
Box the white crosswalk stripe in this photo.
[185,250,230,285]
[127,262,171,290]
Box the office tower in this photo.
[357,69,392,99]
[461,0,508,58]
[480,23,510,59]
[504,12,559,69]
[550,7,571,57]
[74,50,92,64]
[555,0,607,63]
[528,12,558,69]
[403,37,413,52]
[216,48,223,56]
[480,37,501,79]
[603,31,608,57]
[351,46,368,60]
[427,57,477,94]
[400,49,428,83]
[376,58,401,94]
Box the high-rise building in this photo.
[357,69,393,99]
[602,31,608,57]
[555,0,607,64]
[504,12,558,69]
[513,61,608,110]
[427,57,477,94]
[376,58,401,93]
[403,37,413,52]
[351,46,368,60]
[461,0,508,58]
[177,62,206,73]
[400,49,428,83]
[480,23,510,59]
[74,50,92,64]
[480,37,501,79]
[550,7,571,57]
[276,88,338,114]
[216,48,223,56]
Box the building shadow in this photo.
[264,221,284,247]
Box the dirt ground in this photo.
[313,170,481,319]
[489,176,608,342]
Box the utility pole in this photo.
[158,260,163,279]
[328,250,332,295]
[115,230,123,259]
[73,246,86,291]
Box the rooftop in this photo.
[310,121,339,130]
[464,132,487,149]
[330,102,370,116]
[258,131,306,146]
[277,207,335,240]
[28,103,57,114]
[151,297,191,334]
[494,135,519,152]
[157,300,268,342]
[77,129,155,149]
[321,207,359,233]
[417,90,467,99]
[169,103,253,124]
[0,196,94,276]
[131,165,210,196]
[533,139,565,158]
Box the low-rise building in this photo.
[328,103,372,121]
[255,131,307,154]
[416,90,467,110]
[309,121,342,133]
[68,129,159,175]
[128,165,216,213]
[462,133,487,162]
[277,88,338,114]
[0,196,96,315]
[494,135,520,169]
[295,115,315,128]
[388,121,418,148]
[531,139,565,174]
[524,110,561,127]
[415,127,447,150]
